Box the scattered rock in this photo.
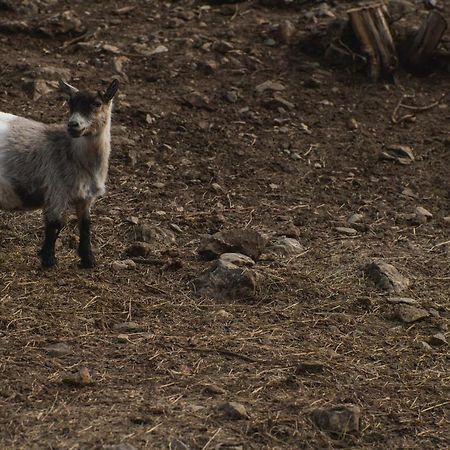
[148,44,169,56]
[219,253,255,267]
[23,78,57,100]
[111,259,136,271]
[266,237,305,257]
[395,304,429,323]
[224,89,238,103]
[388,297,418,305]
[414,206,433,224]
[198,229,267,261]
[181,91,212,110]
[113,322,144,333]
[336,226,358,236]
[443,216,450,226]
[62,367,92,386]
[255,80,286,94]
[125,242,153,257]
[212,40,234,54]
[295,361,325,375]
[262,95,295,111]
[365,261,410,293]
[311,404,361,434]
[202,383,226,395]
[347,118,359,130]
[37,10,84,37]
[193,260,257,300]
[346,215,362,227]
[44,343,72,357]
[381,145,415,165]
[428,332,447,346]
[131,224,176,244]
[211,309,234,321]
[219,402,249,420]
[278,19,296,44]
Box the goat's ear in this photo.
[59,79,78,97]
[103,79,120,103]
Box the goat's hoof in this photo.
[41,256,57,268]
[80,256,96,269]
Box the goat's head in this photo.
[59,79,119,138]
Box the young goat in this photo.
[0,78,119,268]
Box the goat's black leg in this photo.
[40,218,62,268]
[77,203,96,268]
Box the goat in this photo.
[0,78,119,268]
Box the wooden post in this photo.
[347,2,397,81]
[404,10,447,74]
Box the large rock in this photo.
[365,261,410,293]
[193,260,257,300]
[311,404,361,434]
[198,229,267,261]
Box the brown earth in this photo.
[0,1,449,449]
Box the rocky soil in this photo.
[0,1,448,449]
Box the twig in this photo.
[201,427,222,450]
[392,93,446,124]
[61,28,97,49]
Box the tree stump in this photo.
[347,2,397,81]
[403,10,447,74]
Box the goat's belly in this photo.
[0,178,25,210]
[0,177,44,210]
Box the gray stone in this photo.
[193,260,257,300]
[255,80,286,94]
[414,206,433,224]
[348,213,363,225]
[219,402,249,420]
[312,404,361,434]
[336,227,358,236]
[365,261,410,293]
[381,145,414,165]
[388,297,418,305]
[266,237,305,257]
[219,253,255,267]
[198,229,267,261]
[131,224,175,244]
[395,305,429,323]
[429,332,447,346]
[113,322,144,333]
[44,343,72,357]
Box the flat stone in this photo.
[414,206,433,224]
[312,404,361,434]
[428,332,447,346]
[395,304,429,323]
[219,402,249,420]
[44,343,72,357]
[62,367,93,386]
[336,227,358,236]
[295,361,325,375]
[111,259,136,271]
[219,253,255,267]
[113,322,144,333]
[125,242,153,257]
[255,80,286,94]
[198,229,267,261]
[266,237,305,257]
[131,224,176,244]
[348,213,363,225]
[388,297,418,305]
[381,145,415,165]
[365,261,410,293]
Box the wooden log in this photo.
[404,10,447,74]
[347,2,397,81]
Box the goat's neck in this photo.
[71,120,111,179]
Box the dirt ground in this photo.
[0,1,449,449]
